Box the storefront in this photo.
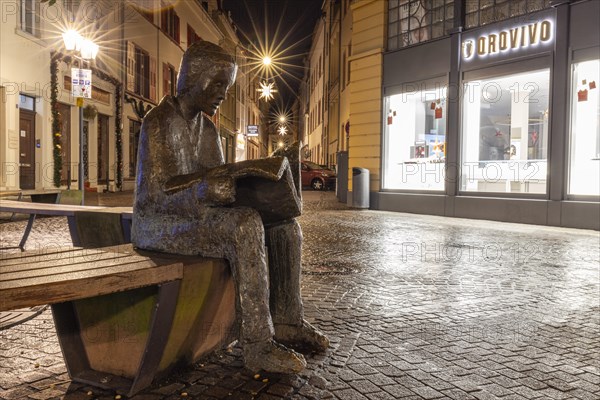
[377,1,599,230]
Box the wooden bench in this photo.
[0,200,132,250]
[0,189,62,221]
[0,244,235,396]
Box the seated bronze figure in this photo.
[132,41,329,373]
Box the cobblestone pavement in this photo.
[1,191,599,400]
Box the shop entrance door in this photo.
[19,109,35,189]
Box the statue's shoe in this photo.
[243,340,307,374]
[274,320,330,353]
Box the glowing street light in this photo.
[262,56,272,66]
[62,30,99,60]
[258,80,277,101]
[80,39,99,60]
[279,115,286,124]
[62,29,81,51]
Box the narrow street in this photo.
[1,191,598,400]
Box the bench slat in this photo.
[0,254,151,280]
[0,260,182,311]
[0,245,184,312]
[0,244,130,263]
[0,258,179,289]
[0,247,107,272]
[0,200,107,215]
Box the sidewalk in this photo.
[1,191,598,399]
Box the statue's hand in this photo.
[197,175,236,205]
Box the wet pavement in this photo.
[1,191,599,399]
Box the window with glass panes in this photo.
[464,0,552,29]
[388,0,455,50]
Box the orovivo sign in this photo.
[462,19,554,61]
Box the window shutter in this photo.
[127,41,136,92]
[174,14,180,44]
[161,9,167,32]
[163,63,170,97]
[149,56,157,102]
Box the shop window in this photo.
[383,84,447,191]
[465,0,551,29]
[568,59,600,196]
[20,0,41,37]
[388,0,454,50]
[129,119,141,178]
[460,69,550,194]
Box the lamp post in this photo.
[62,29,98,205]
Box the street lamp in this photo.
[62,29,98,205]
[258,80,276,101]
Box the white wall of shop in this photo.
[0,1,55,189]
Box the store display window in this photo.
[460,69,550,194]
[568,59,600,196]
[383,85,447,190]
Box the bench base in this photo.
[53,257,235,396]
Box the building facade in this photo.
[304,0,598,230]
[0,0,264,193]
[305,17,326,164]
[324,0,353,169]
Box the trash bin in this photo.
[352,167,369,209]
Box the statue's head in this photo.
[176,41,237,116]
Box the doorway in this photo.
[19,107,35,189]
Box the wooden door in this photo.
[19,110,35,189]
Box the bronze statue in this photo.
[132,41,328,373]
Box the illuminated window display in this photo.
[461,69,550,193]
[569,59,600,196]
[383,86,446,190]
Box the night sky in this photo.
[223,0,323,111]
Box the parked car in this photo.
[301,161,337,190]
